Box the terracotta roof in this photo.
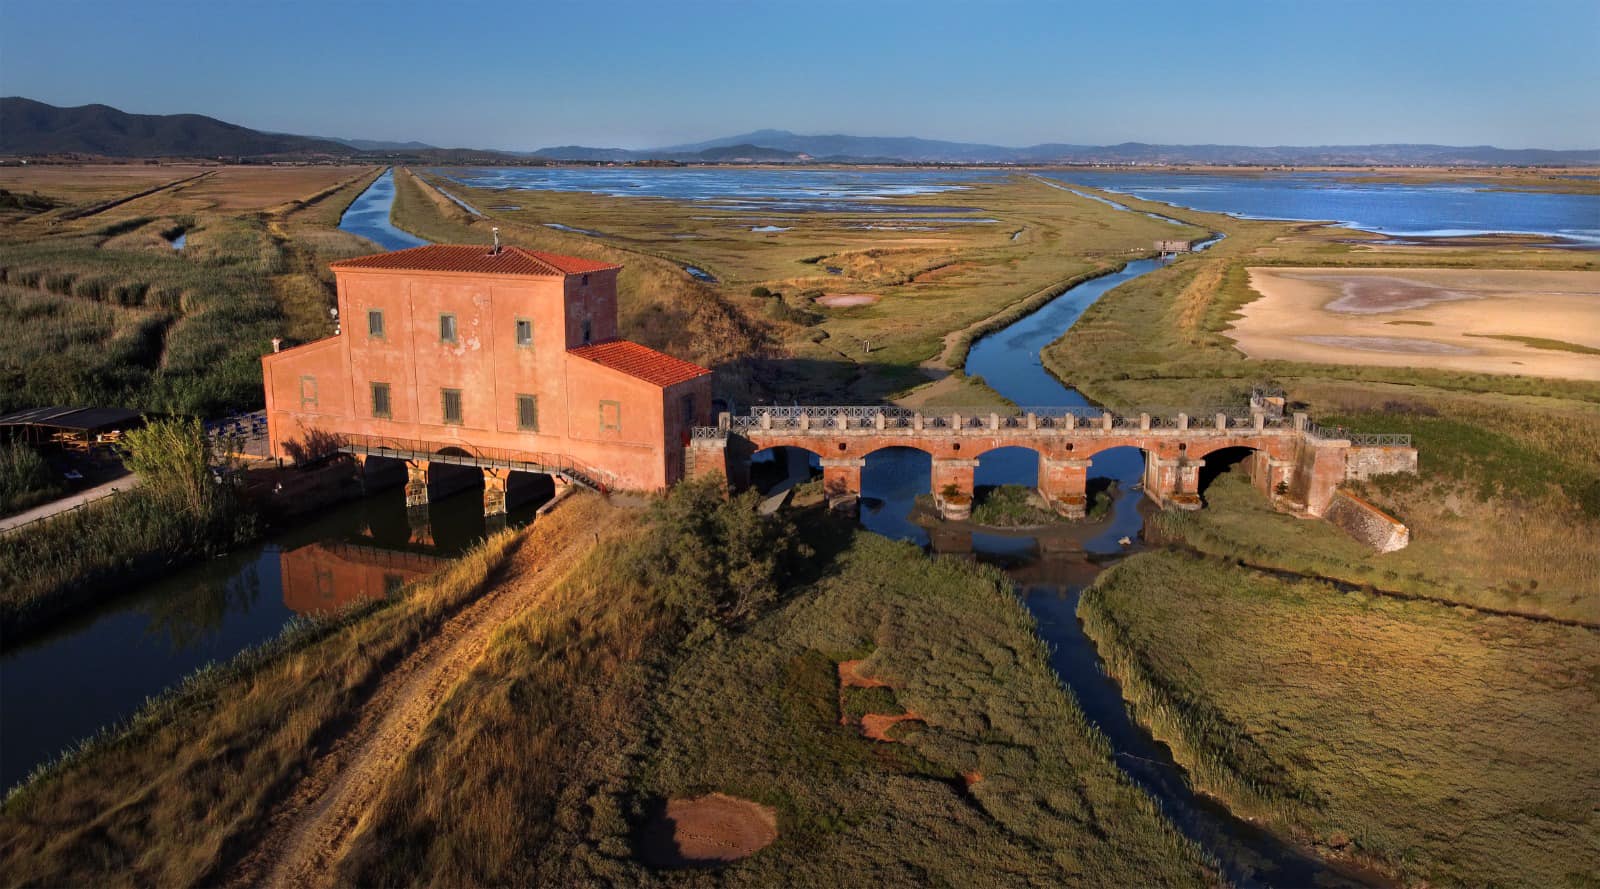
[331,244,619,277]
[567,339,711,388]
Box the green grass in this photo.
[970,483,1061,527]
[1080,550,1600,888]
[0,441,63,517]
[1464,333,1600,355]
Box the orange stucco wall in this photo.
[262,264,710,491]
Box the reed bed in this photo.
[1080,551,1600,888]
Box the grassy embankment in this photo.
[0,519,524,888]
[1040,186,1600,621]
[1037,181,1600,884]
[413,168,1203,403]
[335,481,1208,886]
[1079,551,1600,888]
[0,165,379,415]
[4,483,1213,886]
[0,419,256,642]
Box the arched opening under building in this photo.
[1197,446,1260,506]
[860,446,932,545]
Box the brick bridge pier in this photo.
[687,406,1415,520]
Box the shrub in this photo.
[0,441,60,516]
[750,286,773,299]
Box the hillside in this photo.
[0,97,355,158]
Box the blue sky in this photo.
[3,0,1596,150]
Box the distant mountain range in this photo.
[4,99,1596,166]
[542,129,1600,166]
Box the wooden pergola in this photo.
[0,406,142,452]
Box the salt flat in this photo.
[1233,267,1600,380]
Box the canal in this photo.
[0,170,465,791]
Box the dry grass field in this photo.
[413,168,1204,402]
[1081,551,1600,888]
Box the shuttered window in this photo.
[516,394,538,431]
[367,309,384,339]
[515,318,533,348]
[370,382,392,418]
[439,313,457,344]
[441,388,463,425]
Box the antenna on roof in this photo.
[491,227,501,256]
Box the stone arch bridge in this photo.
[688,405,1416,520]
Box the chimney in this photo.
[491,227,501,256]
[271,337,283,353]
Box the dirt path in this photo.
[0,473,140,536]
[227,498,611,888]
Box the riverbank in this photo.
[1,484,1219,886]
[1079,550,1600,888]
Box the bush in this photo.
[750,286,773,299]
[627,478,811,627]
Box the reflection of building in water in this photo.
[280,541,444,615]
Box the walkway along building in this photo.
[261,244,713,513]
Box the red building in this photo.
[261,244,713,497]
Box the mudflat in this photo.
[1232,267,1600,380]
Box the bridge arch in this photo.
[749,445,822,495]
[861,446,934,544]
[974,444,1041,490]
[1195,445,1262,504]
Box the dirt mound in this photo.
[639,793,778,867]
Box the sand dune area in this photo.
[1232,268,1600,380]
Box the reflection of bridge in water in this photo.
[690,404,1416,521]
[279,540,445,616]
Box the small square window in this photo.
[370,382,392,419]
[367,309,384,339]
[516,394,538,431]
[515,318,533,348]
[442,388,463,425]
[599,399,621,432]
[439,313,457,344]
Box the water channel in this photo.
[7,169,1369,883]
[0,170,480,791]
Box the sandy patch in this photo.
[1233,268,1600,380]
[644,794,778,865]
[860,711,924,742]
[817,293,880,308]
[837,659,889,689]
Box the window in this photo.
[581,318,592,345]
[515,318,533,348]
[441,388,463,425]
[516,394,539,431]
[367,309,384,339]
[383,573,406,597]
[680,394,696,426]
[599,399,621,432]
[299,375,318,410]
[370,382,392,418]
[439,313,457,344]
[581,274,590,286]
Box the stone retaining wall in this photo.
[1324,490,1410,552]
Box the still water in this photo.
[339,168,428,250]
[434,166,1004,215]
[1,175,455,790]
[1038,169,1600,244]
[0,487,543,790]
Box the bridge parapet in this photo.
[689,404,1417,521]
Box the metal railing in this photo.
[696,404,1321,439]
[335,432,613,492]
